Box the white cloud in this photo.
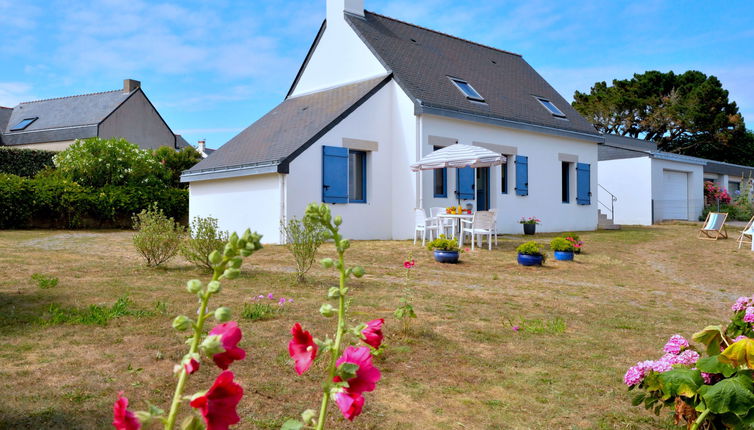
[0,82,36,107]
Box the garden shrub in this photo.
[281,216,326,282]
[701,203,753,222]
[516,241,544,255]
[132,204,185,267]
[0,147,56,177]
[0,173,33,228]
[53,137,170,187]
[558,232,580,242]
[181,216,229,272]
[153,146,202,188]
[549,237,575,252]
[426,234,460,251]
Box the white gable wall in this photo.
[189,174,283,244]
[286,80,417,240]
[420,115,599,233]
[288,13,387,97]
[598,157,653,225]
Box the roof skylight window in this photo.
[449,77,485,102]
[535,97,566,118]
[9,117,38,131]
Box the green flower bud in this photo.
[223,243,236,257]
[208,251,222,265]
[327,287,341,299]
[340,239,350,250]
[229,232,239,247]
[334,216,342,226]
[214,307,231,322]
[239,248,252,257]
[207,281,221,294]
[241,229,252,242]
[199,334,225,356]
[223,268,241,280]
[186,279,202,294]
[319,303,335,317]
[172,315,192,331]
[301,409,317,424]
[230,256,243,269]
[352,266,365,278]
[320,258,334,268]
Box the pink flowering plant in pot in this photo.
[625,295,754,429]
[113,229,263,430]
[283,203,383,430]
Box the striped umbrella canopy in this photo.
[410,144,506,171]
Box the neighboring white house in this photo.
[597,134,754,225]
[182,0,603,243]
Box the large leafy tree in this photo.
[573,70,753,164]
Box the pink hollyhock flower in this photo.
[334,346,381,395]
[464,247,470,252]
[189,371,243,430]
[361,319,384,349]
[208,322,246,370]
[113,391,141,430]
[403,261,412,269]
[333,346,381,421]
[334,391,365,421]
[663,334,689,354]
[289,323,317,375]
[185,358,200,375]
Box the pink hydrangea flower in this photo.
[675,350,700,366]
[663,334,689,354]
[734,335,748,343]
[701,372,713,384]
[744,307,754,323]
[732,296,751,312]
[623,364,645,386]
[650,359,672,373]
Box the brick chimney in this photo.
[327,0,364,24]
[198,139,206,154]
[123,79,141,93]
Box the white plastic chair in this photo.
[459,211,497,250]
[414,208,439,246]
[429,207,454,238]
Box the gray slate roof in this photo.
[705,161,754,178]
[0,108,11,142]
[184,76,390,177]
[346,11,599,137]
[1,89,133,146]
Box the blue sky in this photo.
[2,0,753,149]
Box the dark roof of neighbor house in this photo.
[1,89,135,146]
[183,75,390,179]
[0,107,11,143]
[705,160,754,178]
[599,134,656,161]
[175,134,190,149]
[345,11,600,138]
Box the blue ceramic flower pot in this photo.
[434,250,459,263]
[554,250,574,261]
[517,253,543,266]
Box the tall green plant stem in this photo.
[315,246,347,430]
[164,268,221,429]
[691,408,711,430]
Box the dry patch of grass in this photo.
[0,224,751,429]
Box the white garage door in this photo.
[659,170,688,220]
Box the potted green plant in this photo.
[516,241,545,266]
[519,217,540,235]
[427,235,460,263]
[559,232,583,253]
[550,237,575,261]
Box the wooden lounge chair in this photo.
[736,216,754,249]
[698,212,728,240]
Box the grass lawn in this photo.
[0,224,752,429]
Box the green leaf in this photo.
[699,373,754,416]
[281,420,304,430]
[180,415,204,430]
[698,355,737,378]
[694,325,727,356]
[722,339,754,369]
[658,368,704,399]
[337,362,359,381]
[631,393,646,406]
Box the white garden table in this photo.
[436,213,473,239]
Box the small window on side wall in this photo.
[500,156,508,194]
[348,150,367,203]
[561,162,570,203]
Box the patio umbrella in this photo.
[410,144,506,171]
[410,144,507,207]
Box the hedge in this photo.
[0,173,188,229]
[0,147,56,177]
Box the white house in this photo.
[182,0,603,243]
[597,134,754,225]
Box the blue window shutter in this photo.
[515,155,528,196]
[576,162,591,205]
[456,167,475,199]
[322,146,348,203]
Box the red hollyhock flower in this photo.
[189,371,243,430]
[289,323,317,375]
[185,357,200,375]
[209,321,246,370]
[112,391,141,430]
[334,391,365,421]
[361,319,384,349]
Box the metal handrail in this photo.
[598,184,618,220]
